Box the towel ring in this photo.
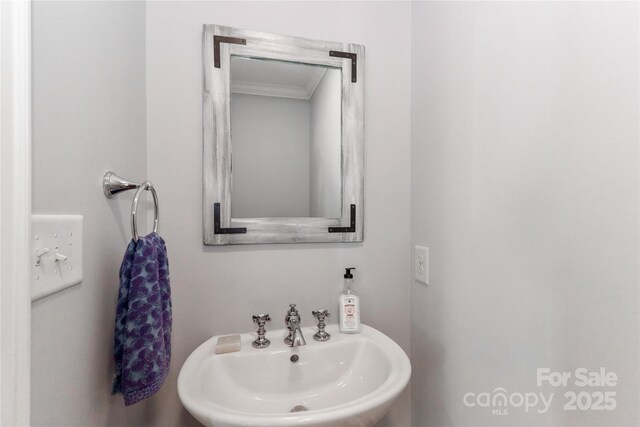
[103,171,160,242]
[131,181,159,242]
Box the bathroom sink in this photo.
[178,324,410,427]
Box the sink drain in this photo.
[290,404,308,412]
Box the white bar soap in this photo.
[215,335,241,354]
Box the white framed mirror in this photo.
[203,25,364,245]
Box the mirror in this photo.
[230,57,342,218]
[203,25,364,245]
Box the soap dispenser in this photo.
[339,267,361,333]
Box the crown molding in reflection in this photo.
[231,68,326,100]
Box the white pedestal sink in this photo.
[178,324,411,427]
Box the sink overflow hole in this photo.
[290,355,299,363]
[290,405,308,412]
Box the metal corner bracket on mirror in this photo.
[214,203,247,234]
[328,51,357,83]
[213,35,246,68]
[328,204,356,233]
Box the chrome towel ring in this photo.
[131,182,159,242]
[103,171,160,242]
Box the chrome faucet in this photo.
[284,304,306,347]
[288,317,307,348]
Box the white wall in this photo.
[31,1,149,425]
[410,2,639,426]
[309,69,342,218]
[231,93,310,218]
[146,2,412,426]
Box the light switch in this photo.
[414,245,428,285]
[31,215,83,301]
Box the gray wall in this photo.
[145,1,412,426]
[309,69,342,218]
[231,93,310,218]
[410,2,639,426]
[31,1,149,426]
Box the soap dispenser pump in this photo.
[339,267,361,333]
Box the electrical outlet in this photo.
[414,245,428,284]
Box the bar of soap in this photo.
[215,335,241,354]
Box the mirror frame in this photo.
[203,24,364,245]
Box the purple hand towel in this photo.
[112,232,172,406]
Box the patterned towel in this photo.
[112,232,172,406]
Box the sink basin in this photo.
[178,324,410,427]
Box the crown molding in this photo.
[231,68,327,100]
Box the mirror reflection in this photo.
[230,56,342,218]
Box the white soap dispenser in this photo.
[339,267,361,333]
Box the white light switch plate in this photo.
[415,245,429,285]
[31,215,83,301]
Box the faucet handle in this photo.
[312,309,330,322]
[253,313,271,326]
[285,303,300,324]
[252,314,271,349]
[312,309,331,342]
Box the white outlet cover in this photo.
[415,245,428,285]
[31,215,83,301]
